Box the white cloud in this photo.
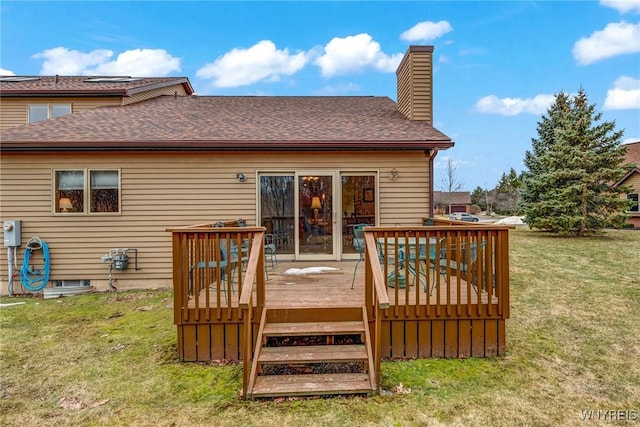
[600,0,640,14]
[92,49,181,76]
[400,20,453,42]
[32,47,181,76]
[572,21,640,65]
[196,40,307,88]
[314,33,403,77]
[0,68,15,76]
[474,94,555,116]
[603,76,640,109]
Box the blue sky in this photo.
[1,1,639,191]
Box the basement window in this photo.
[54,169,120,215]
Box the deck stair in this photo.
[246,306,376,399]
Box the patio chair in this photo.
[264,233,277,269]
[376,237,408,289]
[189,247,233,304]
[434,240,486,295]
[350,224,368,289]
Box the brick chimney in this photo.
[396,45,434,124]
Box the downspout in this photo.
[426,148,438,218]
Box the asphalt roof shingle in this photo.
[0,75,193,96]
[0,95,454,151]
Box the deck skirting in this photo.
[176,316,505,362]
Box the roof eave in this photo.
[613,167,640,187]
[125,78,194,96]
[0,90,128,97]
[0,139,455,152]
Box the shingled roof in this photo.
[623,141,640,166]
[0,75,194,97]
[0,95,454,152]
[433,191,471,205]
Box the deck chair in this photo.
[189,250,232,304]
[376,237,408,289]
[264,233,277,269]
[434,240,486,295]
[350,224,368,289]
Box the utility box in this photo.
[3,220,22,246]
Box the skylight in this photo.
[0,76,42,82]
[83,77,143,83]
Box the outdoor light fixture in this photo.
[388,168,398,181]
[59,197,73,212]
[236,172,247,182]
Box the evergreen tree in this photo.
[471,186,486,211]
[520,89,631,235]
[494,168,522,214]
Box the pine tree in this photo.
[494,168,522,215]
[520,88,631,236]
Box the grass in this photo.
[1,228,639,426]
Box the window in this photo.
[54,169,120,214]
[628,193,639,213]
[29,103,72,123]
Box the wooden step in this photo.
[252,373,373,398]
[262,321,365,337]
[258,344,367,364]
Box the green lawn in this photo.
[1,228,639,426]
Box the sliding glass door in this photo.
[341,174,377,255]
[298,173,335,259]
[259,174,295,255]
[259,171,376,260]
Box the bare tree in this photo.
[438,157,464,214]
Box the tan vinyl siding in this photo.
[0,151,432,291]
[627,172,640,189]
[396,47,433,123]
[0,97,122,131]
[123,84,189,105]
[1,85,188,130]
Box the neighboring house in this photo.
[616,141,640,228]
[0,45,454,293]
[0,75,194,131]
[433,191,471,214]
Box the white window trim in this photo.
[29,103,72,123]
[53,168,121,215]
[628,192,639,214]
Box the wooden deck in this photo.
[187,260,499,308]
[168,223,511,399]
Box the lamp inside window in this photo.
[59,197,73,212]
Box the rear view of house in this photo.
[1,45,453,294]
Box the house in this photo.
[0,45,454,294]
[433,191,472,214]
[1,47,513,397]
[616,141,640,228]
[0,75,194,131]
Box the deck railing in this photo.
[169,225,266,362]
[362,225,510,321]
